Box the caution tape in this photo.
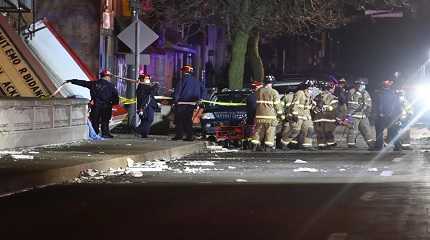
[119,96,136,105]
[119,96,246,107]
[200,100,246,106]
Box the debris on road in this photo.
[81,169,98,177]
[129,171,143,178]
[10,154,34,160]
[380,170,394,176]
[294,159,307,164]
[184,161,215,166]
[183,167,211,174]
[126,158,134,167]
[206,145,239,153]
[293,167,319,173]
[235,179,248,183]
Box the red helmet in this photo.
[383,79,394,88]
[251,81,262,90]
[181,65,194,74]
[139,74,151,81]
[100,69,112,77]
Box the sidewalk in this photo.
[0,134,205,196]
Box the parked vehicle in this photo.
[200,89,251,146]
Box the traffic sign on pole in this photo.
[118,19,159,53]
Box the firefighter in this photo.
[66,69,119,138]
[172,64,206,141]
[244,81,263,146]
[374,79,402,151]
[251,75,282,151]
[282,80,315,150]
[280,86,296,149]
[313,81,338,149]
[136,74,160,138]
[346,78,374,149]
[397,89,413,150]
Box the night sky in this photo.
[339,8,430,90]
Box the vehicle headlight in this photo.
[202,112,216,120]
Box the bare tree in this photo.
[151,0,412,89]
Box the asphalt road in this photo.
[78,147,430,184]
[2,146,430,239]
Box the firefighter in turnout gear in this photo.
[251,75,282,151]
[397,89,413,150]
[282,80,315,150]
[312,81,338,149]
[346,79,374,149]
[280,86,296,148]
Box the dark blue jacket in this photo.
[137,84,158,110]
[69,79,119,107]
[377,88,401,119]
[246,92,257,125]
[174,74,206,103]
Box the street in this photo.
[2,140,430,240]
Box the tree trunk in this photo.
[228,30,250,89]
[247,30,264,82]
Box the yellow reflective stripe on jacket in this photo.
[255,115,277,119]
[257,100,275,104]
[314,119,337,123]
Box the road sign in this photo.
[117,19,159,53]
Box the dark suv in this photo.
[201,89,251,141]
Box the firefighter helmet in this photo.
[100,69,112,78]
[383,79,394,88]
[251,80,263,90]
[139,74,151,83]
[263,75,276,84]
[181,65,194,74]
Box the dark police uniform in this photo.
[68,78,119,138]
[375,87,402,150]
[136,83,159,138]
[173,74,206,141]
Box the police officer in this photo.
[346,79,374,149]
[136,74,160,138]
[313,81,338,149]
[66,69,119,138]
[397,89,413,150]
[172,65,206,141]
[283,80,315,150]
[251,75,282,151]
[280,86,296,148]
[245,81,262,146]
[335,78,348,121]
[374,79,402,151]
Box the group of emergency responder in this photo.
[248,74,413,152]
[66,69,161,139]
[65,62,413,152]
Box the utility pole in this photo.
[127,0,141,128]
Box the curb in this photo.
[0,142,205,197]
